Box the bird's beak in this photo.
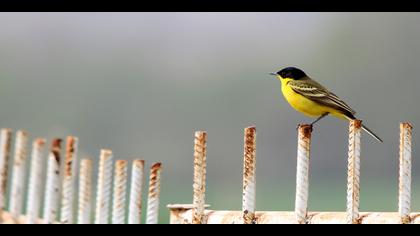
[270,73,277,76]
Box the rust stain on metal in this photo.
[13,130,28,166]
[305,212,316,223]
[346,119,362,224]
[193,131,207,184]
[401,215,411,224]
[168,210,420,224]
[26,137,46,224]
[255,211,296,224]
[35,138,46,146]
[243,210,257,224]
[0,211,19,224]
[411,213,420,223]
[193,131,207,183]
[242,126,256,224]
[220,211,241,224]
[192,131,207,224]
[116,160,128,170]
[402,122,413,130]
[115,160,127,187]
[243,127,256,190]
[254,212,266,224]
[51,139,62,164]
[1,210,58,224]
[146,162,162,224]
[169,208,186,224]
[134,160,145,168]
[308,212,346,224]
[168,205,211,224]
[349,216,361,224]
[113,160,128,224]
[151,162,162,170]
[64,136,77,176]
[175,210,420,224]
[352,119,362,129]
[399,122,412,223]
[133,159,145,210]
[357,212,371,223]
[295,124,312,224]
[0,129,12,201]
[148,162,162,199]
[298,124,312,139]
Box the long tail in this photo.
[344,114,383,143]
[361,124,383,143]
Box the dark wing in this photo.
[288,78,356,116]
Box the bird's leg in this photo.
[295,113,329,130]
[310,113,329,126]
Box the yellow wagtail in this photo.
[271,67,382,142]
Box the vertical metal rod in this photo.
[112,160,128,224]
[346,120,362,224]
[9,130,28,218]
[128,159,145,224]
[399,122,413,224]
[295,124,312,224]
[77,159,93,224]
[43,139,62,224]
[94,149,113,224]
[242,127,256,224]
[26,138,46,224]
[146,162,162,224]
[61,136,79,224]
[192,131,207,224]
[0,129,12,215]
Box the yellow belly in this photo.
[281,80,345,119]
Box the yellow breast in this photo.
[281,79,332,117]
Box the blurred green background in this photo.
[0,13,419,223]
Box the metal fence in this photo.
[168,121,419,224]
[0,121,417,224]
[0,130,162,224]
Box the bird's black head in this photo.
[274,67,307,80]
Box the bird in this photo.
[271,66,383,143]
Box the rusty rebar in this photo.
[192,131,207,224]
[43,138,62,224]
[242,127,256,224]
[399,122,413,224]
[295,124,312,224]
[77,159,93,224]
[2,210,43,224]
[128,159,145,224]
[167,207,420,224]
[94,149,113,224]
[60,136,79,224]
[346,120,362,224]
[0,129,12,215]
[146,162,162,224]
[167,204,210,224]
[9,130,28,218]
[26,138,46,224]
[112,160,128,224]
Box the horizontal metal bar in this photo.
[1,210,58,224]
[167,206,420,224]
